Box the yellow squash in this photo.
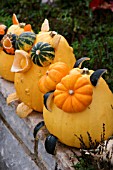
[43,58,113,148]
[8,19,76,117]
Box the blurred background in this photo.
[0,0,113,91]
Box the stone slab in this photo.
[0,119,40,170]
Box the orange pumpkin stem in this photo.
[68,89,74,95]
[12,13,19,25]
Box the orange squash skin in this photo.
[14,63,48,112]
[0,51,15,82]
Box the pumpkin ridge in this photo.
[74,77,91,90]
[55,83,67,91]
[61,74,80,90]
[54,89,67,95]
[62,96,74,112]
[74,93,92,107]
[45,76,57,89]
[38,75,51,93]
[47,70,64,81]
[75,84,93,95]
[54,92,69,109]
[72,95,85,112]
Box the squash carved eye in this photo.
[54,73,93,113]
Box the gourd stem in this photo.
[41,18,49,32]
[50,31,57,38]
[82,67,90,75]
[33,121,45,138]
[33,121,45,157]
[12,13,19,25]
[69,89,74,95]
[74,57,90,68]
[44,91,54,112]
[36,50,40,55]
[90,69,107,86]
[45,134,58,155]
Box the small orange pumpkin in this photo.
[38,62,70,94]
[54,73,93,113]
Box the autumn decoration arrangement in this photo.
[0,14,113,165]
[0,14,33,82]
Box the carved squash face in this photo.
[11,19,76,115]
[43,58,113,148]
[0,14,33,82]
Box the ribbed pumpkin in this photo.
[8,19,76,117]
[38,62,70,94]
[43,58,113,149]
[0,14,33,82]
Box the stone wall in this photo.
[0,77,78,170]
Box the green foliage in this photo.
[73,124,112,170]
[0,10,12,27]
[73,154,98,170]
[0,0,113,91]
